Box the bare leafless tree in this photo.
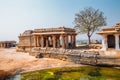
[74,7,106,45]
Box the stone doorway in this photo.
[107,35,115,48]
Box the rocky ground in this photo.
[0,48,82,74]
[0,46,120,75]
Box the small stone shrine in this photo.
[0,41,16,48]
[97,22,120,50]
[17,27,77,52]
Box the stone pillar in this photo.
[36,36,40,47]
[33,36,37,47]
[2,43,3,48]
[70,35,73,48]
[38,36,41,47]
[1,43,3,47]
[3,43,4,48]
[1,43,2,48]
[102,35,108,50]
[114,34,119,50]
[36,36,38,47]
[46,37,49,47]
[0,43,2,48]
[3,43,5,48]
[56,36,60,48]
[1,43,3,48]
[4,43,6,48]
[53,35,56,48]
[49,36,53,46]
[65,35,68,48]
[0,43,1,48]
[41,35,44,47]
[62,35,65,48]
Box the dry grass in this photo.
[0,48,81,74]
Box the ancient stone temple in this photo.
[0,41,16,48]
[97,22,120,50]
[17,27,77,52]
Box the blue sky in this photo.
[0,0,120,41]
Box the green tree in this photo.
[74,7,106,45]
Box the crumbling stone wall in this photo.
[30,48,99,65]
[17,30,34,52]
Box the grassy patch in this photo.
[21,66,120,80]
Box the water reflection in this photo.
[6,74,20,80]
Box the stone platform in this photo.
[29,47,120,66]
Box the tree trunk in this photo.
[87,35,91,45]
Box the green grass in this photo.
[21,66,120,80]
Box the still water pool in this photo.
[21,66,120,80]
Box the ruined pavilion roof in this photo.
[97,22,120,35]
[33,27,76,35]
[21,30,33,36]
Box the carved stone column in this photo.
[70,35,73,48]
[37,36,40,47]
[2,43,3,48]
[2,43,4,48]
[3,43,5,48]
[38,36,41,47]
[0,43,2,48]
[4,43,6,48]
[0,43,2,47]
[53,35,56,48]
[114,34,119,50]
[41,35,44,47]
[62,35,65,48]
[49,36,53,47]
[46,36,49,47]
[56,36,60,48]
[36,36,38,47]
[102,35,108,50]
[33,36,37,47]
[1,43,2,48]
[65,35,68,48]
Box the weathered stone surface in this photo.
[29,47,101,65]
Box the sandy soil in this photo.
[0,48,82,74]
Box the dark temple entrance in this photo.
[107,35,115,48]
